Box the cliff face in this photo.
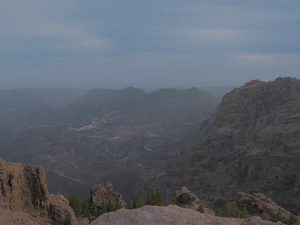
[143,77,300,214]
[197,77,300,211]
[0,157,78,225]
[201,77,300,153]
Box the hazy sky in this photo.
[1,0,300,89]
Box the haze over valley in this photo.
[1,1,300,224]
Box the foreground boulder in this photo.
[0,157,78,225]
[90,205,283,225]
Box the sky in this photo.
[0,0,300,89]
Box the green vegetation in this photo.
[100,200,107,214]
[127,188,163,209]
[215,202,248,219]
[197,203,205,213]
[147,188,163,206]
[67,196,82,217]
[138,191,145,207]
[271,209,296,225]
[127,200,133,209]
[68,195,122,220]
[82,201,90,221]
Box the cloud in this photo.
[177,28,243,42]
[234,54,300,62]
[0,1,109,52]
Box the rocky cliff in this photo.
[0,157,79,225]
[141,77,300,214]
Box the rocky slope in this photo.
[139,77,300,214]
[0,157,81,225]
[90,205,282,225]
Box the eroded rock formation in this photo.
[236,192,296,222]
[172,186,202,210]
[89,181,126,210]
[0,157,78,225]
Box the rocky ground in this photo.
[90,205,284,225]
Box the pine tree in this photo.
[107,199,115,212]
[82,201,90,220]
[156,189,162,206]
[239,207,248,218]
[67,196,82,217]
[91,206,97,216]
[133,199,137,209]
[197,203,204,213]
[115,201,122,210]
[100,200,107,214]
[127,200,133,209]
[149,188,157,205]
[138,192,145,207]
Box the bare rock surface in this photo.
[89,181,126,210]
[0,157,78,225]
[172,186,202,210]
[236,192,292,220]
[90,205,283,225]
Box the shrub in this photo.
[215,202,248,219]
[197,203,205,213]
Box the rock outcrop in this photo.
[90,205,282,225]
[197,77,300,213]
[147,77,300,213]
[89,181,126,210]
[236,192,298,222]
[0,157,78,225]
[172,186,202,209]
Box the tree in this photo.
[115,201,122,210]
[67,196,82,217]
[148,188,157,205]
[82,201,90,220]
[215,202,246,218]
[197,203,205,213]
[107,199,115,212]
[91,206,97,216]
[239,207,248,219]
[155,189,162,206]
[127,200,133,210]
[138,192,145,207]
[133,199,137,209]
[99,200,107,215]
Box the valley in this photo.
[0,86,219,200]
